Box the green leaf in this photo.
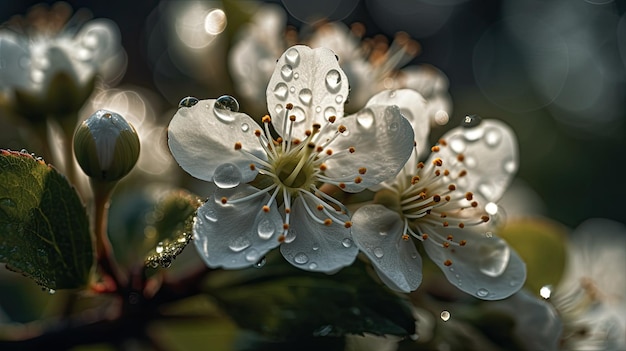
[207,253,416,341]
[498,218,567,296]
[144,190,202,269]
[0,150,93,290]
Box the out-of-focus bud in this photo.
[73,109,140,182]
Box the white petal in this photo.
[266,45,349,138]
[399,65,450,98]
[168,99,265,183]
[0,34,30,89]
[422,226,526,300]
[193,185,283,269]
[352,205,423,293]
[279,195,358,273]
[324,104,415,192]
[433,119,519,202]
[365,89,430,157]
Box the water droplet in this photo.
[335,95,343,104]
[214,95,240,122]
[179,96,199,108]
[485,202,498,215]
[294,72,299,80]
[245,248,260,262]
[539,285,552,299]
[388,122,399,132]
[312,245,319,251]
[294,252,309,264]
[241,123,250,132]
[389,91,397,98]
[48,289,56,295]
[342,238,353,248]
[228,237,250,252]
[325,69,342,93]
[464,156,477,168]
[257,218,275,239]
[291,106,306,123]
[289,86,296,93]
[484,127,502,146]
[373,247,384,258]
[440,310,450,321]
[378,230,388,236]
[324,106,337,121]
[280,64,293,81]
[357,109,374,128]
[273,83,288,100]
[462,114,482,128]
[315,106,322,113]
[298,88,312,105]
[213,163,242,189]
[284,228,296,243]
[308,262,318,270]
[463,126,484,141]
[478,239,510,277]
[503,158,517,174]
[285,48,300,67]
[203,208,218,222]
[476,288,489,297]
[254,256,267,268]
[156,242,164,254]
[448,136,466,154]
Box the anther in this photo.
[349,147,356,153]
[317,204,324,211]
[411,176,420,184]
[328,116,336,123]
[457,154,465,162]
[402,234,410,241]
[435,170,441,176]
[262,115,271,123]
[283,223,290,230]
[445,195,451,201]
[326,149,333,156]
[358,167,367,174]
[444,259,452,266]
[234,142,242,150]
[438,138,447,146]
[320,164,328,171]
[442,241,450,248]
[443,221,449,227]
[306,142,316,149]
[447,235,454,240]
[316,146,324,152]
[448,184,456,191]
[278,235,285,243]
[459,240,467,246]
[249,164,256,171]
[417,162,425,169]
[458,223,465,228]
[338,182,346,189]
[422,234,429,240]
[262,205,270,213]
[285,208,291,214]
[305,130,312,136]
[338,125,347,133]
[444,169,450,176]
[433,195,441,202]
[481,215,490,223]
[433,158,443,167]
[471,201,478,207]
[220,197,228,204]
[354,176,363,184]
[254,130,262,137]
[458,170,467,177]
[344,221,352,228]
[440,213,447,218]
[286,103,294,110]
[292,138,301,145]
[419,191,427,199]
[323,218,333,226]
[289,115,296,122]
[465,192,473,201]
[431,146,440,152]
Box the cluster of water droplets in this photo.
[145,231,192,269]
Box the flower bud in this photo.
[73,110,140,182]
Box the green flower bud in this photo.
[73,110,140,182]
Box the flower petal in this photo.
[422,226,526,300]
[279,195,358,273]
[352,204,423,293]
[432,119,518,202]
[193,185,283,269]
[0,34,30,89]
[365,89,430,158]
[266,45,349,138]
[168,99,265,183]
[324,104,415,192]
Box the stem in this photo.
[92,179,125,291]
[58,113,79,186]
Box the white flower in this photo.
[350,89,526,299]
[551,218,626,350]
[168,45,415,272]
[0,2,125,107]
[228,5,452,125]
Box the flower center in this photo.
[274,153,314,190]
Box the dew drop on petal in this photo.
[388,122,399,132]
[203,208,218,222]
[284,228,296,243]
[298,88,312,105]
[257,218,275,239]
[280,64,293,81]
[241,123,250,132]
[463,125,484,141]
[214,95,240,122]
[485,202,498,215]
[273,83,289,100]
[289,86,296,93]
[484,127,502,147]
[254,256,267,268]
[213,163,242,188]
[341,238,353,248]
[357,109,375,128]
[312,245,319,251]
[478,239,510,277]
[476,288,489,298]
[291,106,306,123]
[539,285,552,299]
[275,104,283,114]
[373,247,384,258]
[178,96,199,108]
[308,262,318,270]
[285,48,300,67]
[462,114,482,128]
[294,252,309,264]
[228,237,250,252]
[294,72,299,80]
[464,155,477,168]
[448,135,466,154]
[440,310,450,321]
[315,106,322,113]
[335,95,343,104]
[325,69,342,93]
[245,248,260,262]
[503,158,517,174]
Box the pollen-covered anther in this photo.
[444,169,450,176]
[326,149,333,156]
[220,197,228,204]
[447,235,454,241]
[459,240,467,246]
[328,116,336,123]
[283,223,290,230]
[457,154,465,162]
[261,115,271,123]
[458,223,465,229]
[411,176,420,184]
[323,218,333,226]
[465,192,473,201]
[234,142,242,150]
[354,176,363,184]
[458,170,467,177]
[419,191,427,199]
[442,241,450,248]
[254,130,262,137]
[338,182,346,189]
[285,103,294,110]
[316,204,324,211]
[444,259,453,266]
[433,158,443,167]
[443,221,449,227]
[481,215,490,223]
[422,234,429,240]
[249,164,256,171]
[277,235,285,243]
[433,194,441,203]
[438,138,448,146]
[448,184,456,191]
[471,201,478,208]
[312,123,321,130]
[305,130,312,136]
[319,163,328,171]
[401,234,410,241]
[307,142,316,149]
[440,213,447,218]
[358,167,367,175]
[435,170,441,176]
[349,147,356,153]
[285,208,291,214]
[292,138,301,145]
[445,195,451,201]
[431,146,440,152]
[276,137,283,144]
[344,221,353,228]
[338,125,347,133]
[289,115,296,122]
[417,162,425,169]
[262,205,270,213]
[316,146,324,152]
